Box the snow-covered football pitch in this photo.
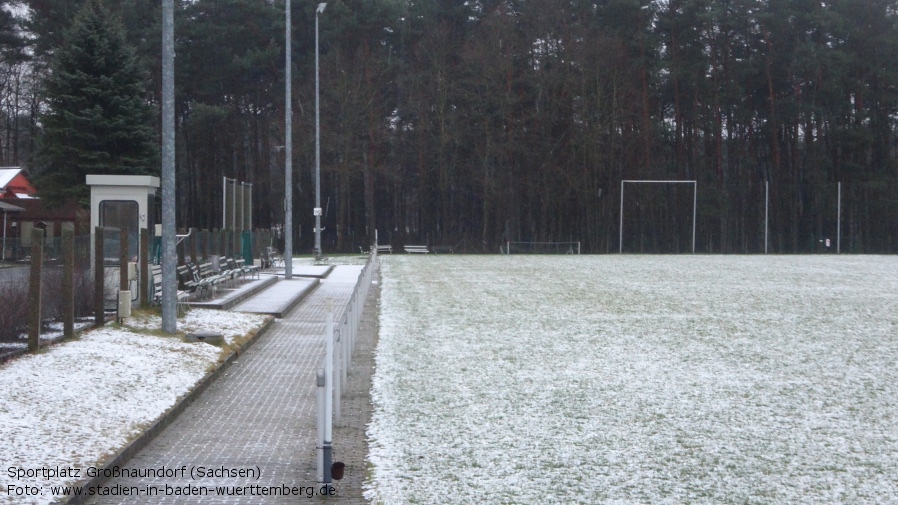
[365,255,898,504]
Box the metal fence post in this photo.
[342,313,349,384]
[323,298,334,483]
[334,328,342,425]
[316,368,326,483]
[349,294,356,360]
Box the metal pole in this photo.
[619,180,624,253]
[161,0,177,333]
[222,177,227,230]
[314,4,326,259]
[837,181,841,254]
[2,211,6,261]
[284,0,293,279]
[692,181,697,253]
[334,328,341,424]
[765,180,769,254]
[345,303,351,374]
[316,368,325,483]
[323,297,334,484]
[350,295,356,360]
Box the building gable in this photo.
[0,167,38,198]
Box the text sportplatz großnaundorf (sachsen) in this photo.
[6,465,338,499]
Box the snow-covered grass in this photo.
[0,308,269,505]
[126,309,267,348]
[366,255,898,504]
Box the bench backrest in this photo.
[176,265,189,288]
[151,266,163,299]
[199,262,215,278]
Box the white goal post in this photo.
[619,180,697,253]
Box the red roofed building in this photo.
[0,168,86,261]
[0,167,37,199]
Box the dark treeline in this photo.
[3,0,898,253]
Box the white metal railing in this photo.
[316,248,378,485]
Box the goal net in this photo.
[506,241,581,254]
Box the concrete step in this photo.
[231,277,320,317]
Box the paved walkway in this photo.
[84,265,374,504]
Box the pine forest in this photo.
[2,0,898,253]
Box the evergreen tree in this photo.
[0,3,26,64]
[33,0,157,207]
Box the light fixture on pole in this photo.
[314,2,326,260]
[284,0,294,279]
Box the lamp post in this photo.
[314,2,326,260]
[284,0,294,279]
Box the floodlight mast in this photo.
[619,180,697,254]
[285,0,293,279]
[314,2,326,260]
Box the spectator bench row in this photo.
[150,257,260,311]
[370,244,453,254]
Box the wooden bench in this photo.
[373,244,392,254]
[431,245,454,254]
[196,262,227,296]
[179,263,220,299]
[225,257,247,284]
[176,264,205,298]
[216,256,241,288]
[404,245,429,254]
[151,265,190,315]
[228,257,245,282]
[264,247,283,268]
[235,258,260,279]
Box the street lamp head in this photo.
[317,3,327,14]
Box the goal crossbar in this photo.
[619,180,697,253]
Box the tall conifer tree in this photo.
[33,0,157,207]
